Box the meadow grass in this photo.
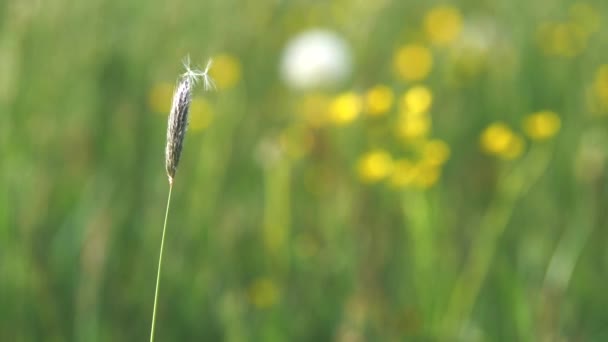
[2,0,608,340]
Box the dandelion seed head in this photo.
[280,29,352,90]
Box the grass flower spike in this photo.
[151,57,214,342]
[165,57,214,184]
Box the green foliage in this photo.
[1,0,608,340]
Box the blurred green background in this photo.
[2,0,608,340]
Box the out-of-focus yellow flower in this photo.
[365,85,394,116]
[424,5,463,46]
[397,115,431,140]
[148,82,174,114]
[413,162,441,188]
[329,92,362,125]
[537,22,587,58]
[569,2,601,36]
[357,149,394,183]
[390,159,416,187]
[553,23,586,57]
[400,85,433,115]
[189,98,214,131]
[502,134,525,160]
[593,65,608,110]
[422,139,451,166]
[390,159,442,189]
[393,44,433,81]
[210,54,242,90]
[248,277,280,309]
[480,122,513,154]
[480,122,525,160]
[522,111,561,140]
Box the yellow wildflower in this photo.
[329,92,362,125]
[569,2,600,36]
[391,158,443,190]
[422,139,451,166]
[357,149,394,183]
[248,277,280,309]
[413,162,441,189]
[189,98,214,131]
[400,85,433,115]
[210,54,242,90]
[424,5,463,46]
[390,159,417,188]
[502,134,525,160]
[480,122,524,159]
[593,65,608,109]
[522,111,561,140]
[365,85,394,116]
[397,115,431,140]
[393,44,433,81]
[480,122,513,154]
[537,22,587,58]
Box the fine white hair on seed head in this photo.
[181,56,216,91]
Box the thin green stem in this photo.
[150,183,173,342]
[440,146,553,338]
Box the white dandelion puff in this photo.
[280,29,352,91]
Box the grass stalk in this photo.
[149,57,213,341]
[150,183,173,342]
[441,146,553,337]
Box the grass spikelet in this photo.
[165,57,214,185]
[151,57,214,342]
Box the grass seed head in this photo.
[165,57,214,184]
